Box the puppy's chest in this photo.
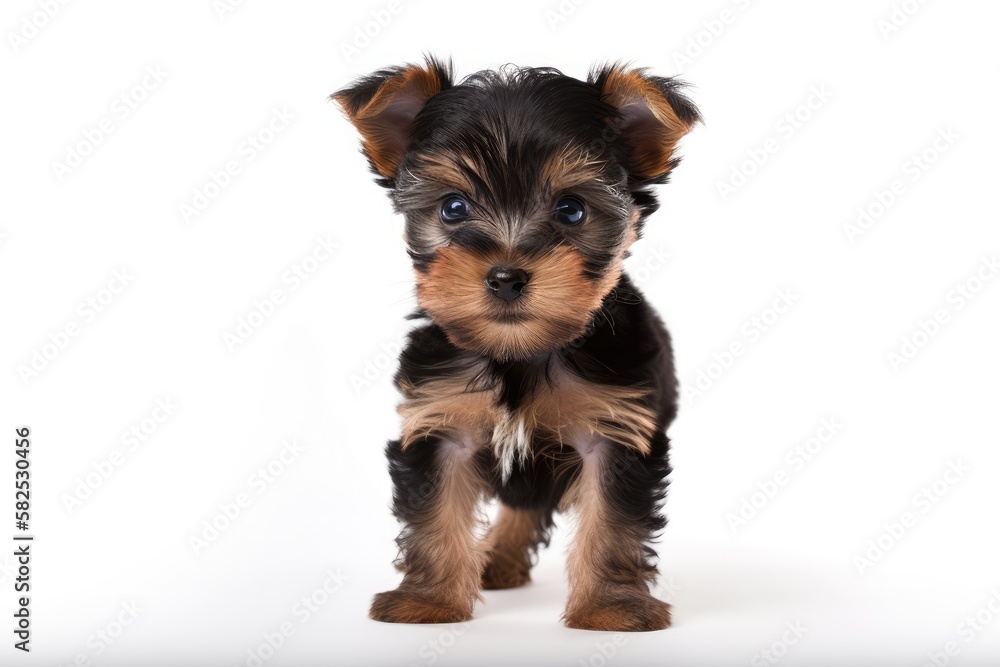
[398,363,656,475]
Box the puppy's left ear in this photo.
[333,56,453,181]
[590,64,701,181]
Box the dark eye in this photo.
[554,196,585,225]
[440,195,470,223]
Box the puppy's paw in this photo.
[481,556,531,590]
[563,594,671,632]
[369,588,473,624]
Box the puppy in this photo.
[333,57,699,631]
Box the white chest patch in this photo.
[491,408,532,483]
[399,360,657,482]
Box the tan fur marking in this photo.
[398,361,656,471]
[415,152,478,195]
[525,376,656,455]
[416,245,613,361]
[540,149,607,194]
[564,456,610,602]
[420,447,490,597]
[398,369,496,449]
[600,68,694,179]
[622,208,641,252]
[335,66,444,178]
[370,440,489,623]
[481,505,546,589]
[562,449,672,631]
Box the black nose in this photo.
[486,266,530,302]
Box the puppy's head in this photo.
[334,57,699,361]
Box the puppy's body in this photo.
[334,58,698,631]
[397,272,676,500]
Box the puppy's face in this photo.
[335,59,699,361]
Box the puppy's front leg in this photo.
[370,436,488,624]
[563,431,673,632]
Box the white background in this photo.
[2,0,999,665]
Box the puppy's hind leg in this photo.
[481,504,553,590]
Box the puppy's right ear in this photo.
[332,56,452,181]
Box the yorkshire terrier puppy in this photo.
[334,57,699,631]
